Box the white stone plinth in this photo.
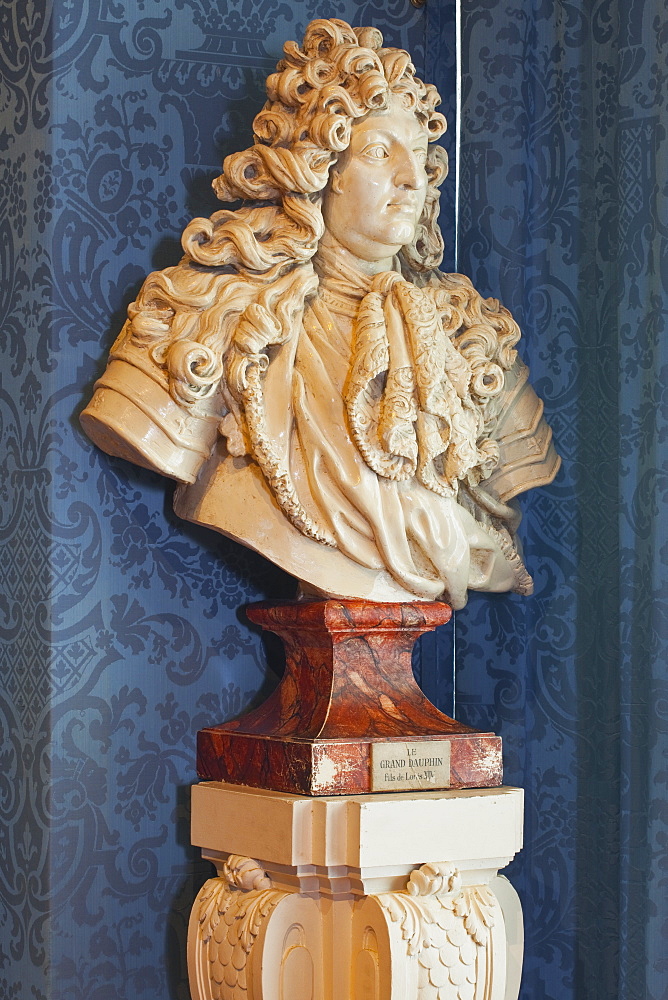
[188,782,524,1000]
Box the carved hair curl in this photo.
[128,20,454,544]
[182,18,448,274]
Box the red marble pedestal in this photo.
[197,599,502,796]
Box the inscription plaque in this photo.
[371,740,451,792]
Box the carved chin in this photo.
[380,212,419,246]
[392,220,417,244]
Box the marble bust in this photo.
[81,17,559,610]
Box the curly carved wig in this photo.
[181,18,448,274]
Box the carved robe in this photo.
[174,257,557,608]
[83,254,558,609]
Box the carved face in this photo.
[322,94,429,264]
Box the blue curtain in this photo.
[455,1,668,997]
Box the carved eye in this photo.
[363,144,389,159]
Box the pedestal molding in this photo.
[188,783,524,1000]
[197,600,502,795]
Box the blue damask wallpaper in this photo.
[456,1,668,998]
[1,0,665,998]
[0,3,450,998]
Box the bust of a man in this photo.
[82,18,559,610]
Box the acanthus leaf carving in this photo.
[193,864,288,1000]
[376,862,500,1000]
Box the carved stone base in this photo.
[197,600,502,795]
[188,781,524,1000]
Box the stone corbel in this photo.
[188,857,322,1000]
[188,853,523,1000]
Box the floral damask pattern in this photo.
[0,2,430,997]
[458,2,667,998]
[4,1,663,998]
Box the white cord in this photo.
[454,0,462,274]
[452,0,463,715]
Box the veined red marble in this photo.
[197,599,502,795]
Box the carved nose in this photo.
[395,151,424,190]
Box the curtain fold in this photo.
[456,1,667,997]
